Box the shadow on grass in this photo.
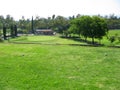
[8,35,120,48]
[9,37,104,48]
[60,36,104,46]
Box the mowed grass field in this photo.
[0,30,120,90]
[101,29,120,46]
[9,35,86,45]
[10,29,120,46]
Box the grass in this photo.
[8,29,120,46]
[101,29,120,46]
[0,30,120,89]
[108,29,120,36]
[0,41,120,90]
[9,35,86,45]
[78,29,120,46]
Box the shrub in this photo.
[118,37,120,42]
[0,37,3,42]
[109,36,116,43]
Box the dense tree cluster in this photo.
[106,14,120,29]
[0,14,120,32]
[68,16,108,43]
[0,14,120,42]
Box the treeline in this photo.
[0,14,120,32]
[0,14,120,36]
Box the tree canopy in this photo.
[0,14,120,42]
[68,16,108,43]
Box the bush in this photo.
[118,37,120,42]
[0,37,3,42]
[109,36,116,43]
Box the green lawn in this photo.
[9,35,86,45]
[101,30,120,46]
[8,29,120,46]
[0,41,120,89]
[108,29,120,36]
[79,29,120,46]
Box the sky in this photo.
[0,0,120,20]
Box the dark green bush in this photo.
[109,36,116,43]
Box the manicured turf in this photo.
[0,42,120,90]
[10,35,86,45]
[9,29,120,46]
[101,30,120,46]
[108,29,120,36]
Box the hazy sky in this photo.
[0,0,120,20]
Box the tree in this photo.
[90,16,108,43]
[10,25,14,38]
[109,36,116,43]
[5,15,15,28]
[79,16,93,41]
[69,15,108,44]
[31,16,34,34]
[0,15,5,29]
[52,14,55,20]
[3,25,7,40]
[52,16,70,34]
[14,25,17,37]
[68,18,81,37]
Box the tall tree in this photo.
[14,25,17,37]
[0,15,5,29]
[5,15,14,28]
[52,16,70,33]
[69,15,108,44]
[10,25,14,38]
[52,14,55,20]
[3,25,7,40]
[91,16,108,43]
[31,16,34,34]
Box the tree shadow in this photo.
[60,36,104,47]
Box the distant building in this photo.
[35,29,55,35]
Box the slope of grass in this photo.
[0,43,120,90]
[9,35,86,45]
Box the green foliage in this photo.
[0,14,120,36]
[69,16,108,44]
[118,37,120,42]
[3,25,7,40]
[0,31,3,42]
[0,38,3,42]
[14,25,17,36]
[10,25,14,38]
[106,14,120,29]
[52,16,70,33]
[10,25,18,38]
[31,16,34,34]
[107,30,120,44]
[109,36,116,43]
